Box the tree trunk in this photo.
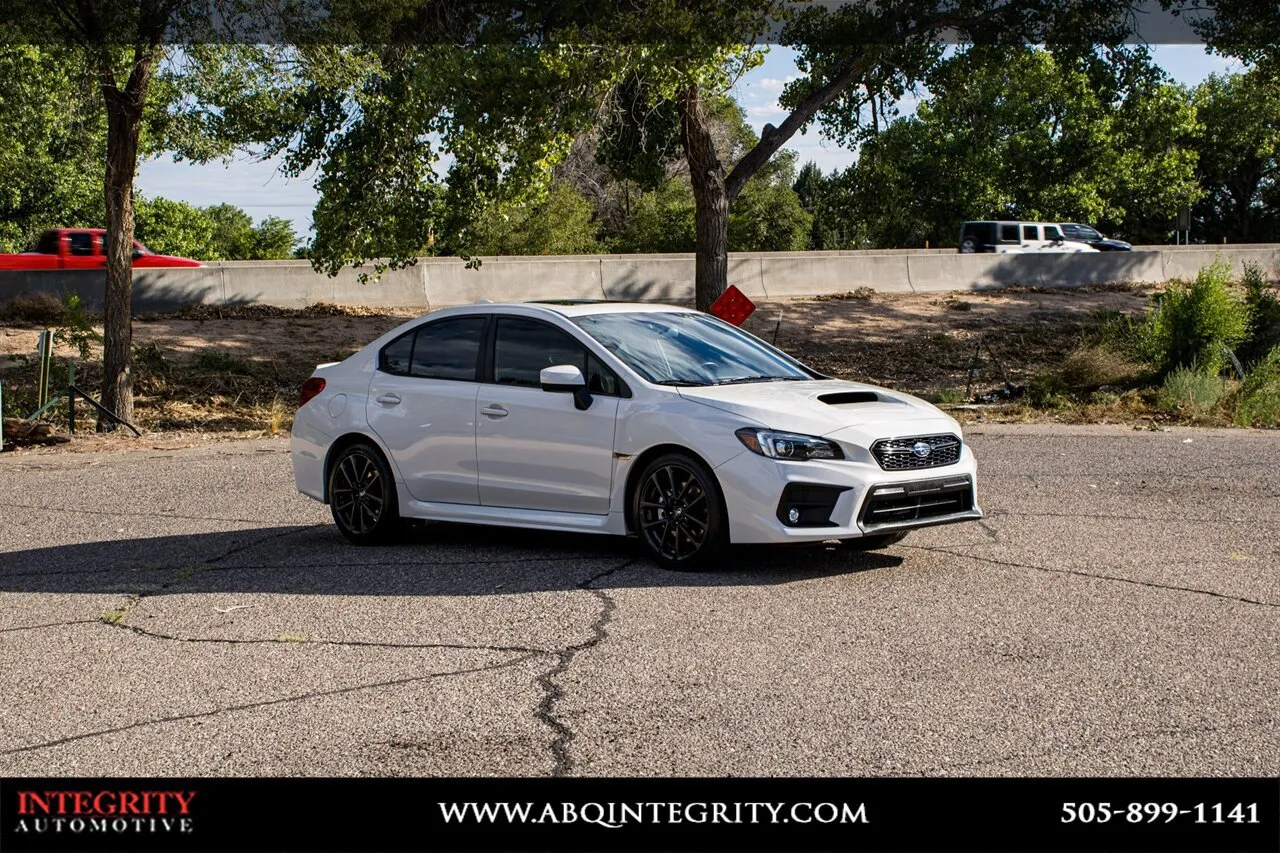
[98,55,153,431]
[678,84,731,313]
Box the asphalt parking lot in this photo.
[0,424,1276,777]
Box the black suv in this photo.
[1058,223,1132,252]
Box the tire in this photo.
[959,238,978,254]
[844,530,909,550]
[327,441,400,545]
[632,452,727,571]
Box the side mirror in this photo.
[540,364,592,411]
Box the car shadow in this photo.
[0,521,903,598]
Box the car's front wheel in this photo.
[328,442,400,544]
[633,452,727,571]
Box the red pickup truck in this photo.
[0,228,203,270]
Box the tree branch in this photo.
[725,48,869,200]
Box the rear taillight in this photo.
[298,377,326,408]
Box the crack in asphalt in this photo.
[906,543,1279,608]
[94,527,325,629]
[534,559,635,777]
[112,620,548,655]
[0,619,98,635]
[0,652,540,758]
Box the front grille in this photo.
[859,476,975,529]
[871,434,961,470]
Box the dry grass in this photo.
[0,293,63,325]
[1058,344,1146,392]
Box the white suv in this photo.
[959,221,1099,254]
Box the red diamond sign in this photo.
[708,284,756,326]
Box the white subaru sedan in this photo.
[291,302,982,570]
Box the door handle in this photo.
[375,393,401,405]
[481,405,508,418]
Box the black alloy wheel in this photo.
[634,453,726,571]
[328,442,400,544]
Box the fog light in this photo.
[786,507,801,524]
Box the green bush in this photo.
[1157,366,1230,414]
[1027,373,1070,408]
[1239,262,1280,368]
[1142,259,1248,376]
[1233,346,1280,427]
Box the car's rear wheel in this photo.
[844,530,909,550]
[959,237,978,253]
[328,442,400,544]
[633,452,727,571]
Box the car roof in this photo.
[438,300,699,319]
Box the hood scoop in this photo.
[818,391,880,405]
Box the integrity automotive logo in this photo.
[10,789,197,836]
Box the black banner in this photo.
[1,777,1276,852]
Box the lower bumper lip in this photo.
[858,475,982,533]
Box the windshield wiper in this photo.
[652,379,709,387]
[713,375,807,386]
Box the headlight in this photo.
[735,428,844,461]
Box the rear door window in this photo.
[34,232,60,254]
[411,317,487,381]
[999,224,1020,242]
[1022,225,1039,241]
[378,316,487,381]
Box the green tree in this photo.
[0,43,105,251]
[204,203,256,259]
[0,1,288,427]
[612,180,697,254]
[133,196,217,258]
[1191,69,1280,242]
[251,216,300,260]
[469,184,602,255]
[729,153,812,252]
[829,46,1201,247]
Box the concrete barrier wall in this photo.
[3,246,1277,312]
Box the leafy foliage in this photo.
[1233,346,1280,427]
[1190,69,1280,242]
[468,185,603,256]
[1158,366,1230,414]
[826,46,1201,248]
[1141,259,1249,376]
[0,44,105,252]
[134,198,299,260]
[1240,262,1280,366]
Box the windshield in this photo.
[572,311,813,387]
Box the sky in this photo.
[135,44,1244,240]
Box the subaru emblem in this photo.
[911,441,932,458]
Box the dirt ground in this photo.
[0,285,1157,448]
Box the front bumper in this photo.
[713,446,982,544]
